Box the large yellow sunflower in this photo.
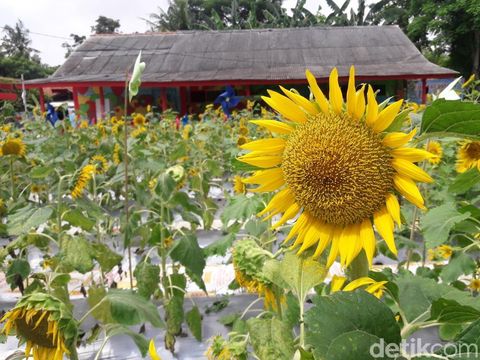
[1,293,77,360]
[456,140,480,173]
[239,67,433,267]
[1,137,26,157]
[425,141,443,165]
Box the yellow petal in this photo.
[391,148,434,162]
[392,158,433,183]
[360,218,376,266]
[353,84,366,120]
[280,86,318,115]
[250,119,294,134]
[372,99,404,133]
[149,339,162,360]
[240,138,285,152]
[248,176,285,193]
[343,277,376,291]
[263,91,308,123]
[297,220,323,254]
[329,67,343,114]
[346,66,357,118]
[385,193,401,226]
[272,202,301,229]
[237,154,282,168]
[374,207,397,255]
[365,85,378,126]
[339,223,362,266]
[393,175,426,210]
[326,230,340,268]
[330,275,347,292]
[306,69,329,114]
[382,128,417,148]
[258,188,294,218]
[285,212,309,243]
[313,222,334,259]
[243,168,284,185]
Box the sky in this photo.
[0,0,370,66]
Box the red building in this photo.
[25,26,457,122]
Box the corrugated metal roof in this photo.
[28,26,456,85]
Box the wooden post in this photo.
[39,87,45,113]
[161,88,168,111]
[99,86,105,121]
[421,78,427,104]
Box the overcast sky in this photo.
[0,0,371,66]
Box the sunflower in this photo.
[239,125,249,136]
[0,198,6,216]
[425,141,443,165]
[469,279,480,292]
[456,141,480,173]
[131,126,147,138]
[71,164,96,198]
[31,184,44,194]
[149,339,161,360]
[78,120,89,129]
[233,175,246,194]
[113,143,121,165]
[237,136,248,147]
[1,293,77,360]
[182,124,193,140]
[239,66,433,268]
[1,137,26,157]
[133,113,147,127]
[90,155,109,174]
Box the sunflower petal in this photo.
[382,128,417,148]
[393,174,426,210]
[298,220,323,254]
[392,158,433,183]
[326,231,340,268]
[353,84,366,120]
[343,277,376,291]
[391,148,434,162]
[306,69,329,114]
[285,212,309,243]
[280,86,318,115]
[313,222,334,258]
[385,193,401,226]
[360,218,376,266]
[258,188,294,218]
[264,91,308,123]
[272,202,301,229]
[330,275,347,292]
[372,99,404,132]
[237,154,282,168]
[346,66,357,118]
[329,67,343,114]
[249,119,294,134]
[240,138,285,152]
[365,85,378,126]
[374,207,397,255]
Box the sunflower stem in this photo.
[9,157,14,198]
[347,250,369,280]
[123,71,134,291]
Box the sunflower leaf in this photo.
[105,324,149,357]
[421,99,480,138]
[186,306,202,341]
[449,168,480,194]
[247,317,295,360]
[304,291,401,360]
[421,203,471,248]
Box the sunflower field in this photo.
[1,66,480,360]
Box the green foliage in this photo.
[186,306,202,341]
[304,291,401,360]
[133,261,160,299]
[170,233,206,291]
[247,318,295,360]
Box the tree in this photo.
[62,34,86,58]
[91,16,121,34]
[1,20,38,58]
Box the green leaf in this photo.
[63,209,95,231]
[218,312,240,326]
[59,236,94,273]
[165,296,184,335]
[263,251,327,301]
[440,253,477,284]
[304,291,401,360]
[204,232,237,257]
[87,286,113,323]
[231,157,261,172]
[247,318,295,360]
[449,168,480,194]
[421,203,471,248]
[421,99,480,138]
[6,259,30,290]
[133,261,160,299]
[186,306,202,341]
[170,233,206,291]
[91,243,122,272]
[30,166,53,179]
[430,298,480,324]
[103,289,163,327]
[439,323,463,341]
[220,194,263,223]
[154,172,176,201]
[8,206,53,236]
[105,324,149,357]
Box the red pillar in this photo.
[72,87,80,122]
[245,85,251,97]
[179,87,187,114]
[161,88,168,111]
[39,87,45,113]
[99,86,105,121]
[421,78,427,104]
